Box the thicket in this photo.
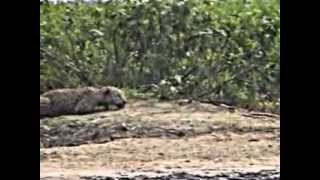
[40,0,280,113]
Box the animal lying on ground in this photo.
[40,86,127,118]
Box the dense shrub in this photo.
[40,0,280,113]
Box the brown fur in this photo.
[40,86,127,118]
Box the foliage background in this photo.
[40,0,280,113]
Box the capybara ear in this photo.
[102,87,111,95]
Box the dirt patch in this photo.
[41,100,279,148]
[40,100,279,179]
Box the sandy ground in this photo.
[40,100,280,179]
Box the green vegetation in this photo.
[40,0,280,113]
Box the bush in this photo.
[40,0,280,113]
